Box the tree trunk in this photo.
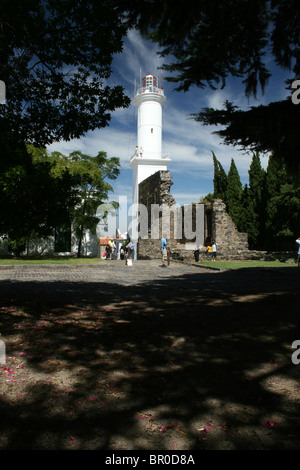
[77,226,83,258]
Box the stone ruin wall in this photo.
[138,170,251,261]
[211,199,249,254]
[138,170,178,259]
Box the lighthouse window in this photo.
[143,75,158,89]
[151,128,153,133]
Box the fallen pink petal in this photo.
[262,420,279,428]
[138,414,151,419]
[160,425,169,432]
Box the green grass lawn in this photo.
[0,258,298,269]
[198,260,298,269]
[0,257,104,265]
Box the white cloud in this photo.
[171,192,208,205]
[124,30,164,80]
[111,29,165,97]
[47,127,135,165]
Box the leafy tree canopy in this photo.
[193,99,300,177]
[0,0,129,250]
[1,146,120,255]
[119,0,300,97]
[31,148,120,257]
[0,144,77,253]
[0,0,130,147]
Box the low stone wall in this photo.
[170,249,297,263]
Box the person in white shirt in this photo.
[212,241,217,261]
[296,237,300,267]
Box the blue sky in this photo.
[47,29,292,210]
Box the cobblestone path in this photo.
[0,260,213,303]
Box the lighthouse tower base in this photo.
[130,154,171,210]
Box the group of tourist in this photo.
[193,242,217,263]
[162,237,218,266]
[105,239,135,261]
[206,242,218,261]
[106,237,170,266]
[105,236,300,266]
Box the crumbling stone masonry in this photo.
[138,170,177,259]
[210,199,249,253]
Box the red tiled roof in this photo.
[99,238,111,245]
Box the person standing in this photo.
[212,241,217,261]
[194,246,200,263]
[206,244,212,261]
[106,239,113,260]
[161,236,168,267]
[127,239,135,261]
[296,237,300,267]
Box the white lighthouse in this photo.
[130,73,171,211]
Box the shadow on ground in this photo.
[0,266,299,449]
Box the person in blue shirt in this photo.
[127,239,135,260]
[161,236,167,267]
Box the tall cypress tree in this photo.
[264,154,286,249]
[271,184,300,250]
[264,154,300,250]
[212,152,227,201]
[239,184,258,249]
[248,153,266,249]
[225,158,243,227]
